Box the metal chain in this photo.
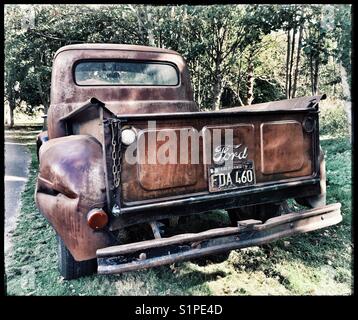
[110,119,122,188]
[116,120,122,188]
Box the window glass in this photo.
[74,61,179,86]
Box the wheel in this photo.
[227,202,284,226]
[57,235,97,280]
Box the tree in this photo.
[4,6,26,127]
[230,5,285,105]
[279,5,305,99]
[301,5,333,96]
[332,5,351,94]
[331,4,352,139]
[193,5,248,110]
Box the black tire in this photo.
[57,235,97,280]
[227,202,284,226]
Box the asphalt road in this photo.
[4,136,31,253]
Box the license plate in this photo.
[208,160,256,192]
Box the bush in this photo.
[319,99,350,137]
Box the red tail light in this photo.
[87,209,108,230]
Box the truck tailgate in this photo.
[115,95,323,205]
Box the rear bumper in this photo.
[97,202,341,275]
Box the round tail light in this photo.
[87,208,108,230]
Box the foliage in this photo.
[332,5,352,85]
[319,99,350,138]
[253,78,285,104]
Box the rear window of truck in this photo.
[74,60,179,86]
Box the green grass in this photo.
[5,127,352,296]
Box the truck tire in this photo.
[227,202,284,226]
[57,235,97,280]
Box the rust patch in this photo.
[260,120,304,175]
[137,128,198,191]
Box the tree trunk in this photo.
[340,63,351,141]
[313,57,319,95]
[146,11,155,46]
[212,54,224,111]
[233,60,243,106]
[310,52,314,95]
[7,101,15,128]
[288,26,296,99]
[4,104,10,126]
[35,75,50,130]
[237,94,244,107]
[292,25,303,98]
[197,60,202,108]
[159,29,163,48]
[285,29,291,99]
[212,73,223,111]
[246,48,254,105]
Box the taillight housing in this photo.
[87,208,108,230]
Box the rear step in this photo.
[97,203,341,274]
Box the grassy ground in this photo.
[5,125,352,296]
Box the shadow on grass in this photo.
[153,265,228,287]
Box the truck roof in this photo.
[54,43,180,59]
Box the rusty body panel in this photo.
[36,134,113,260]
[35,44,340,274]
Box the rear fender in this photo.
[35,135,112,261]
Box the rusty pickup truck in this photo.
[35,44,342,279]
